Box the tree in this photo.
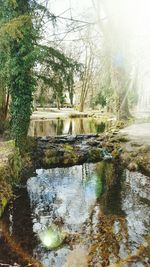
[79,47,94,112]
[92,0,131,120]
[0,0,39,146]
[36,45,81,110]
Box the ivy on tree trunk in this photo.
[1,0,36,147]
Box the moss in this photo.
[139,145,150,153]
[131,142,143,147]
[0,177,12,217]
[63,144,74,152]
[63,152,79,165]
[136,156,150,176]
[111,149,120,159]
[23,137,37,153]
[0,197,8,217]
[0,140,22,217]
[88,148,102,161]
[44,156,60,166]
[115,120,128,129]
[127,162,138,171]
[117,136,129,142]
[44,148,59,158]
[110,135,129,143]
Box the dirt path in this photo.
[120,122,150,144]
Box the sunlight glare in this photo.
[103,0,150,36]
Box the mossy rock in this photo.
[88,148,102,161]
[137,156,150,175]
[0,177,12,217]
[0,197,8,217]
[0,140,22,217]
[63,144,74,152]
[0,140,22,183]
[127,162,138,171]
[44,148,59,158]
[63,152,79,165]
[139,145,150,153]
[43,156,61,166]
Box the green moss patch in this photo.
[0,140,22,217]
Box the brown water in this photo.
[0,162,149,267]
[28,118,114,137]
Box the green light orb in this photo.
[39,225,65,249]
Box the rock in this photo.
[111,149,120,159]
[87,140,100,146]
[128,162,138,171]
[88,148,103,161]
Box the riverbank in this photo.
[31,108,115,120]
[0,141,21,217]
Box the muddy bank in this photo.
[0,141,22,217]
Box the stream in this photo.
[28,118,114,137]
[0,161,149,266]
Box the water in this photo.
[0,162,149,266]
[28,118,113,137]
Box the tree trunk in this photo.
[79,99,84,112]
[114,66,131,120]
[0,92,9,121]
[56,96,60,110]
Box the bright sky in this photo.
[39,0,150,103]
[48,0,92,18]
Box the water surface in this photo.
[0,162,149,266]
[28,118,113,137]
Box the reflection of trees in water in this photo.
[95,162,125,215]
[96,121,105,133]
[88,162,150,265]
[56,119,64,135]
[68,120,73,135]
[34,122,37,136]
[79,119,84,134]
[85,119,106,134]
[0,187,39,266]
[29,118,113,136]
[88,119,96,133]
[39,121,44,135]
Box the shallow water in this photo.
[28,118,113,137]
[0,162,150,266]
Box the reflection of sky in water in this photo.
[26,164,150,267]
[27,164,102,234]
[27,164,102,267]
